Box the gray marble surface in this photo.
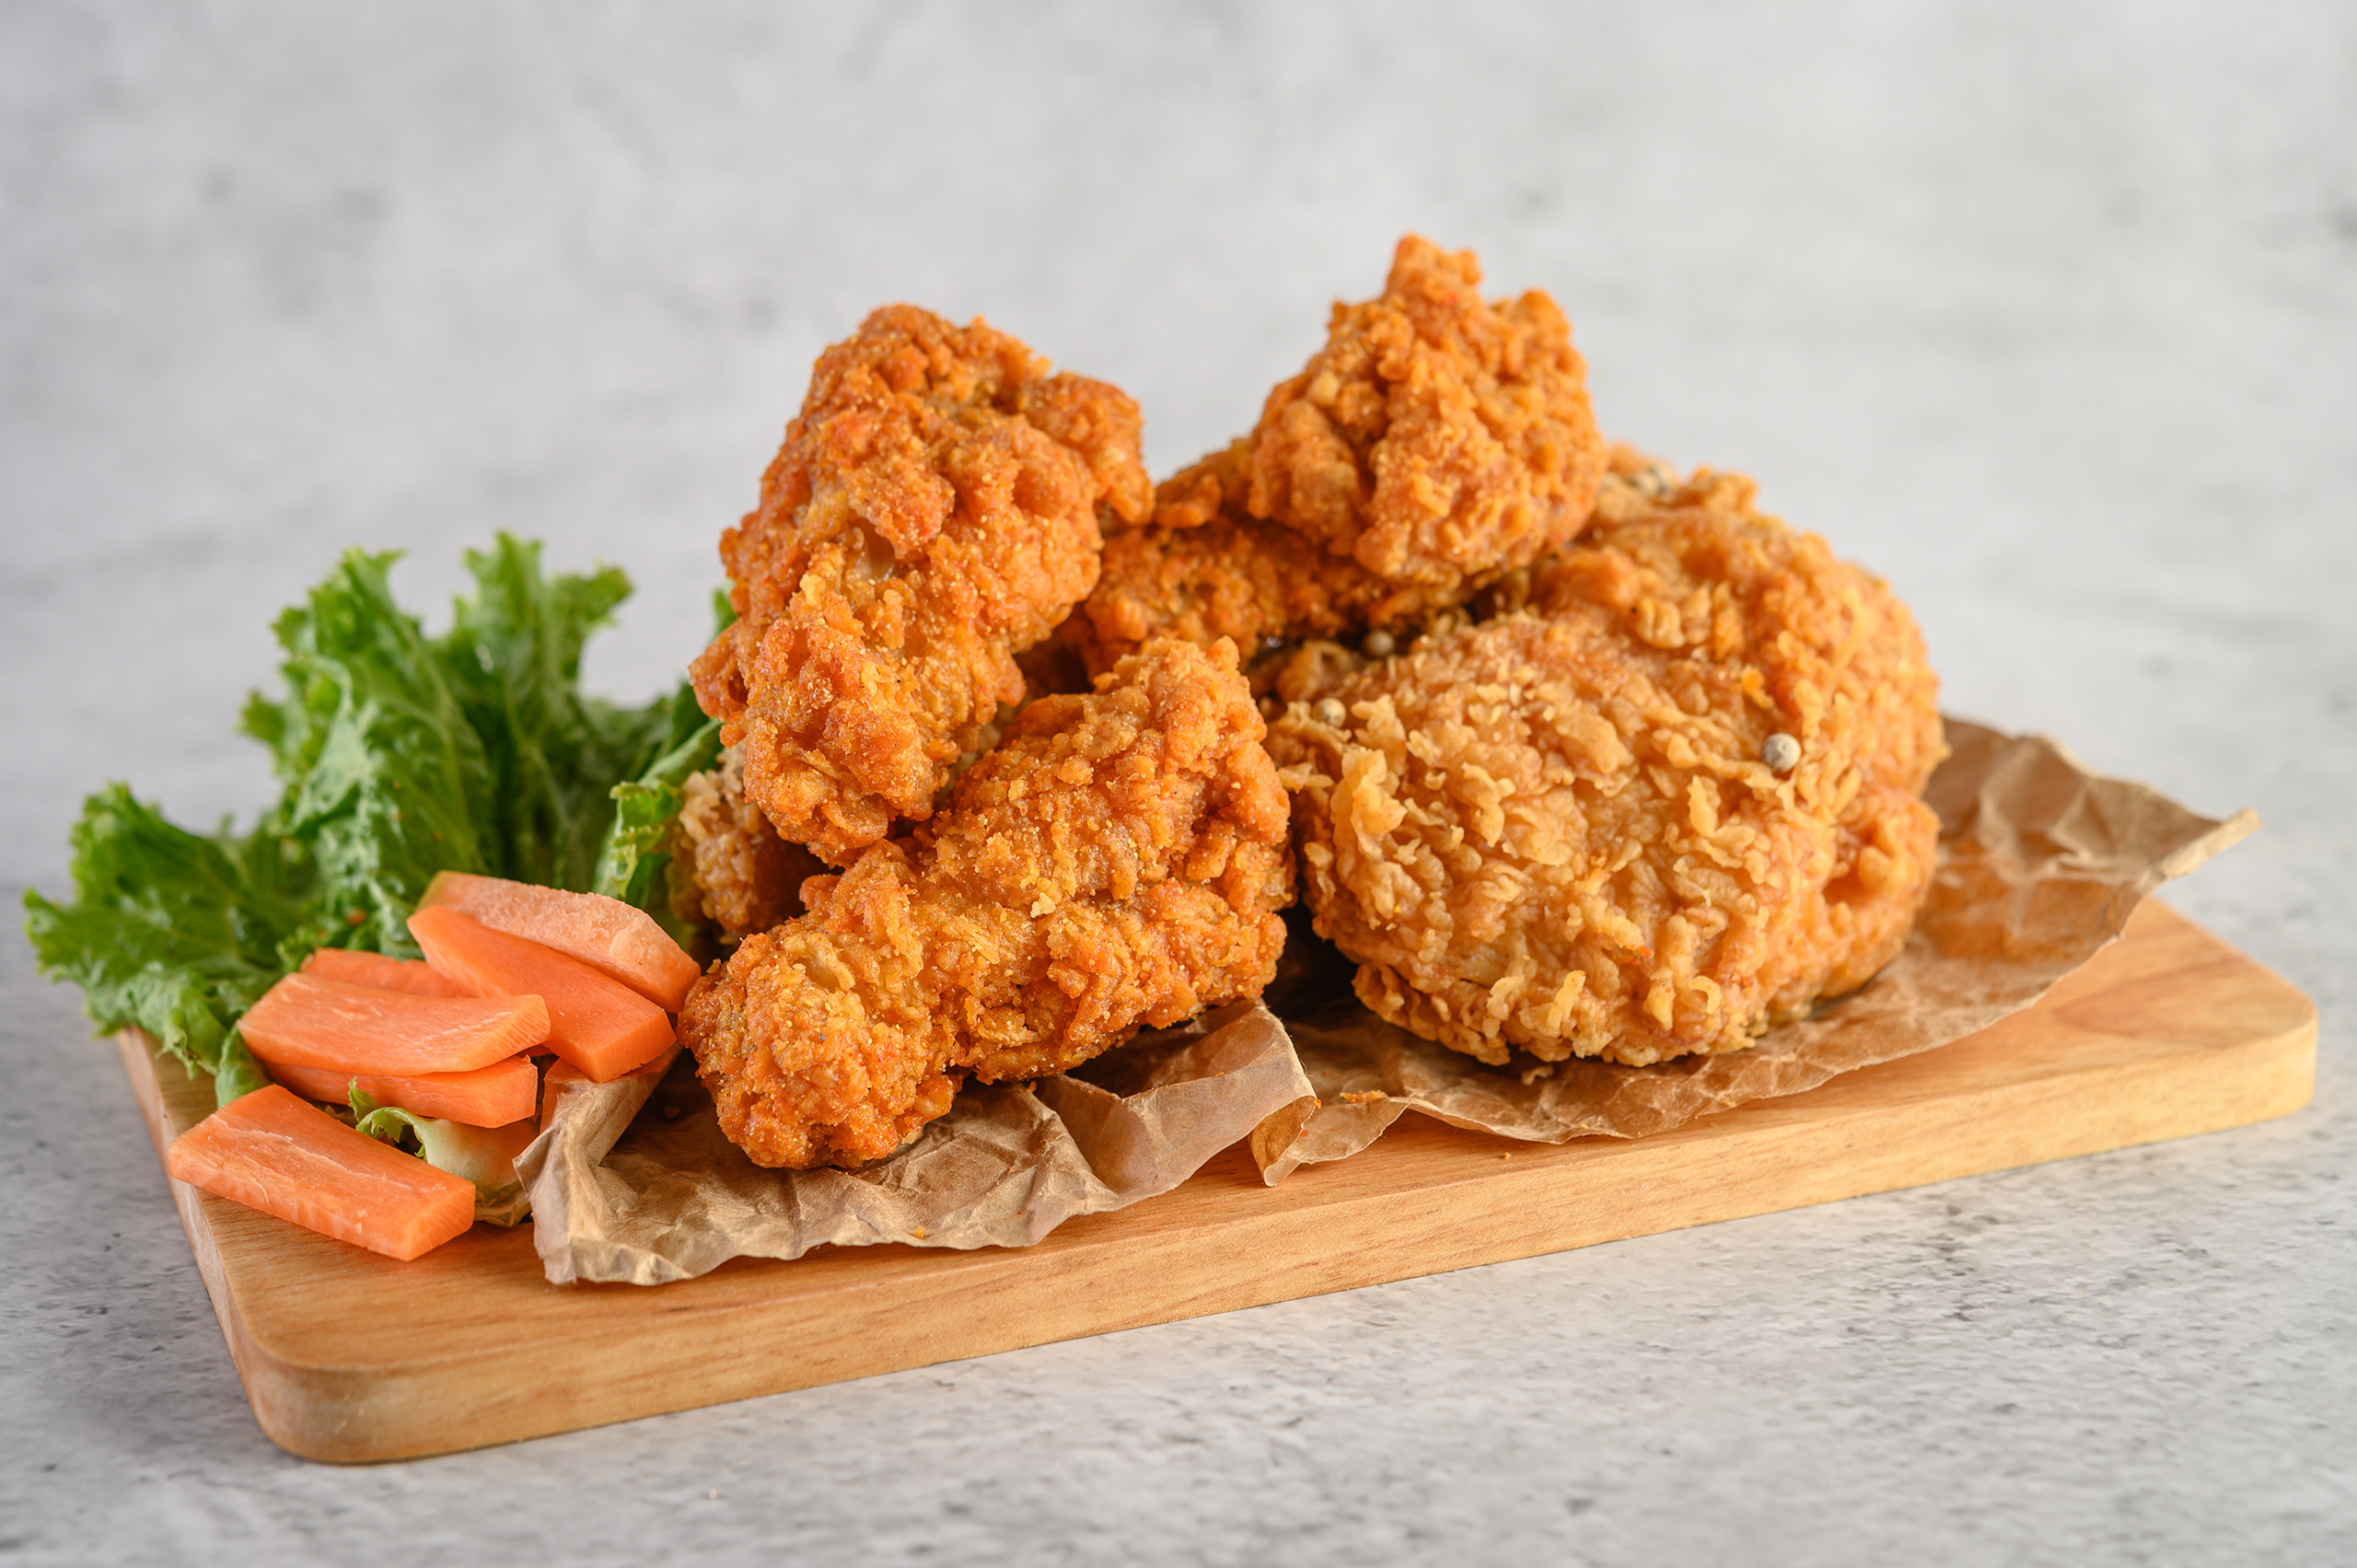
[4,4,2351,1563]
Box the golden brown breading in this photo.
[1075,236,1606,668]
[691,306,1151,864]
[1069,440,1466,670]
[1249,235,1606,584]
[679,637,1295,1170]
[667,749,824,945]
[1267,464,1944,1068]
[1476,441,1691,616]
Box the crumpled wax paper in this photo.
[1248,718,2259,1180]
[516,1001,1314,1285]
[514,718,2252,1285]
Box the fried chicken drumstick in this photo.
[1074,236,1607,669]
[679,636,1294,1169]
[1268,454,1944,1068]
[691,306,1152,864]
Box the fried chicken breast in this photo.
[679,636,1294,1169]
[1075,236,1606,669]
[691,306,1152,865]
[1267,459,1944,1068]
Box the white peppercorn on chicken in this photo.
[1266,453,1945,1067]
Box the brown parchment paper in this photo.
[1248,718,2259,1180]
[516,1002,1314,1285]
[513,718,2251,1286]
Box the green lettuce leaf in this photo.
[29,534,723,1104]
[22,786,294,1107]
[434,536,675,894]
[591,716,723,949]
[241,549,491,958]
[588,587,736,933]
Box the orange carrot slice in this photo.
[299,947,470,997]
[165,1086,475,1261]
[409,904,674,1083]
[240,973,550,1076]
[267,1055,540,1129]
[417,870,702,1010]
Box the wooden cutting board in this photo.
[121,900,2315,1464]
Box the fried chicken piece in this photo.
[679,637,1295,1169]
[1476,441,1690,615]
[1248,236,1607,584]
[1267,462,1944,1068]
[1074,236,1607,669]
[691,306,1151,864]
[667,749,825,945]
[1069,440,1467,670]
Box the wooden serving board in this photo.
[122,900,2316,1464]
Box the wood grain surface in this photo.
[120,900,2316,1464]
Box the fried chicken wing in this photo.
[691,306,1151,864]
[1075,236,1607,669]
[678,637,1294,1169]
[1267,459,1944,1068]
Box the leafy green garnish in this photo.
[240,549,493,959]
[592,716,723,927]
[587,583,737,936]
[23,787,292,1107]
[438,536,684,896]
[27,535,719,1103]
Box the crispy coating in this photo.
[679,637,1295,1170]
[1477,442,1692,614]
[691,306,1151,864]
[1267,462,1944,1068]
[1076,236,1606,668]
[1069,441,1465,670]
[1249,235,1605,584]
[667,749,825,945]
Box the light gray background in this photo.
[4,4,2351,1563]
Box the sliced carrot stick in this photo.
[409,904,674,1083]
[165,1086,475,1261]
[299,947,470,997]
[240,973,550,1076]
[266,1055,540,1129]
[418,870,702,1010]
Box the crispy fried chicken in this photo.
[1069,440,1465,671]
[691,306,1151,865]
[679,636,1294,1169]
[1268,458,1944,1068]
[1074,236,1606,669]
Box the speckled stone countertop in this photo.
[4,6,2350,1563]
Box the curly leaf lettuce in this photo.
[240,549,492,958]
[438,536,678,894]
[22,787,292,1107]
[28,536,715,1102]
[592,716,722,911]
[589,589,735,935]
